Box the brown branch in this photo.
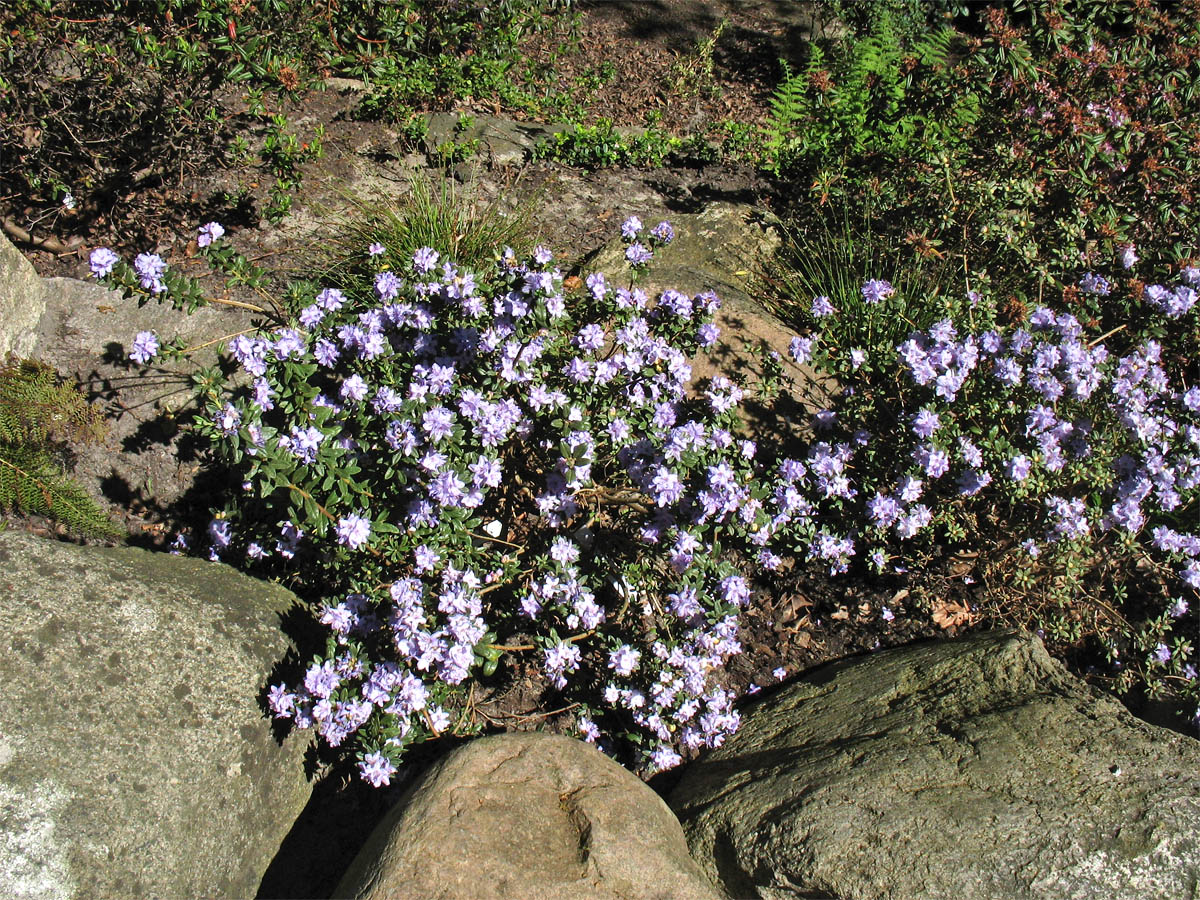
[2,218,81,256]
[493,629,594,653]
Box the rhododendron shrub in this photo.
[756,265,1199,716]
[95,216,1199,784]
[97,220,762,780]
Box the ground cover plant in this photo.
[11,0,1199,796]
[95,215,771,779]
[92,194,1199,784]
[752,0,1200,715]
[759,260,1199,713]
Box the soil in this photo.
[5,3,1194,896]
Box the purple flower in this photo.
[621,215,643,239]
[299,304,324,329]
[422,406,455,443]
[368,242,385,257]
[340,374,368,403]
[1078,273,1111,296]
[413,247,439,273]
[608,645,640,676]
[414,544,440,574]
[650,221,675,244]
[358,751,397,787]
[650,745,682,771]
[957,468,992,496]
[772,666,787,681]
[429,470,466,507]
[1153,643,1172,664]
[1119,245,1138,269]
[868,493,902,529]
[375,271,402,301]
[915,445,950,479]
[811,295,835,318]
[252,377,274,411]
[894,504,932,539]
[316,288,346,311]
[789,336,814,365]
[133,252,167,293]
[197,222,225,247]
[544,641,582,690]
[881,607,895,622]
[314,339,340,367]
[549,537,579,565]
[720,574,750,606]
[1006,455,1032,481]
[1046,495,1090,541]
[267,684,295,717]
[89,247,119,278]
[336,514,372,550]
[650,467,685,506]
[129,330,159,364]
[208,517,233,548]
[575,323,606,353]
[625,243,653,266]
[912,408,941,439]
[861,279,895,305]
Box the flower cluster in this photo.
[759,266,1199,711]
[95,214,1200,779]
[97,218,778,782]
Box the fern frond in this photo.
[0,356,107,447]
[0,356,119,540]
[911,25,955,70]
[0,444,122,539]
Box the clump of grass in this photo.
[311,172,539,292]
[759,206,961,354]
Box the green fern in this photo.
[0,356,121,539]
[765,57,806,164]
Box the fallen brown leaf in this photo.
[932,599,976,630]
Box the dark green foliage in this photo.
[768,0,1200,325]
[532,119,682,170]
[0,357,121,539]
[764,14,967,175]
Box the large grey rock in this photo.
[335,732,724,900]
[0,530,312,899]
[0,231,47,358]
[31,274,261,520]
[669,630,1200,900]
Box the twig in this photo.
[479,702,580,723]
[2,218,80,255]
[493,629,594,653]
[180,328,259,354]
[1089,323,1126,349]
[207,294,274,314]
